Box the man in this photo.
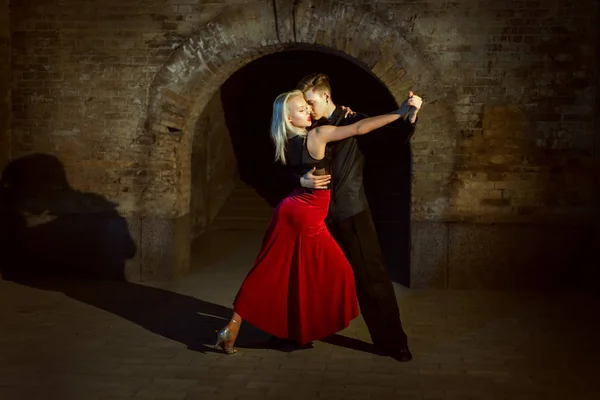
[294,73,422,362]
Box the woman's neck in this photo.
[287,128,307,138]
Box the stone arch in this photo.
[134,0,457,219]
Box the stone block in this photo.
[410,221,448,289]
[140,214,191,281]
[409,222,594,290]
[447,223,593,289]
[124,214,142,281]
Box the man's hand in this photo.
[340,105,356,118]
[300,167,331,189]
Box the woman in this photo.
[215,90,417,354]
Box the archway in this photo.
[132,1,456,283]
[202,49,411,284]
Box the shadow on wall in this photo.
[0,153,136,281]
[0,153,249,352]
[0,153,248,353]
[0,157,380,354]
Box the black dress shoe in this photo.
[389,346,413,362]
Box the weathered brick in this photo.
[0,0,596,282]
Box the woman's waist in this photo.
[292,187,330,197]
[278,188,330,221]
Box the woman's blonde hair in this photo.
[270,90,306,165]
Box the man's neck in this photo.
[325,102,338,120]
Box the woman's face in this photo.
[286,95,312,128]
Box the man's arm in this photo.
[286,167,331,190]
[398,116,418,145]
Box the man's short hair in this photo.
[296,73,332,95]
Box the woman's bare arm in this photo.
[306,94,421,159]
[305,112,403,159]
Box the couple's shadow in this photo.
[0,153,379,356]
[21,279,378,355]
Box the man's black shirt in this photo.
[288,106,416,222]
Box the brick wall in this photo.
[9,0,596,222]
[6,0,598,284]
[190,87,237,239]
[0,0,9,170]
[9,0,236,217]
[388,0,596,224]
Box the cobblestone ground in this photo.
[1,230,598,400]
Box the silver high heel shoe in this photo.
[214,319,239,354]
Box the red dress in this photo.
[233,137,359,345]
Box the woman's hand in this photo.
[406,91,422,123]
[396,91,422,120]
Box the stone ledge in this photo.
[411,221,594,290]
[0,213,190,283]
[129,214,191,282]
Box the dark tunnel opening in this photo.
[220,48,413,285]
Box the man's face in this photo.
[303,88,329,120]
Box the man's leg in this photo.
[330,208,411,360]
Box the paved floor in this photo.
[1,229,599,400]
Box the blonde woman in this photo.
[215,89,419,354]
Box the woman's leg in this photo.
[227,312,242,334]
